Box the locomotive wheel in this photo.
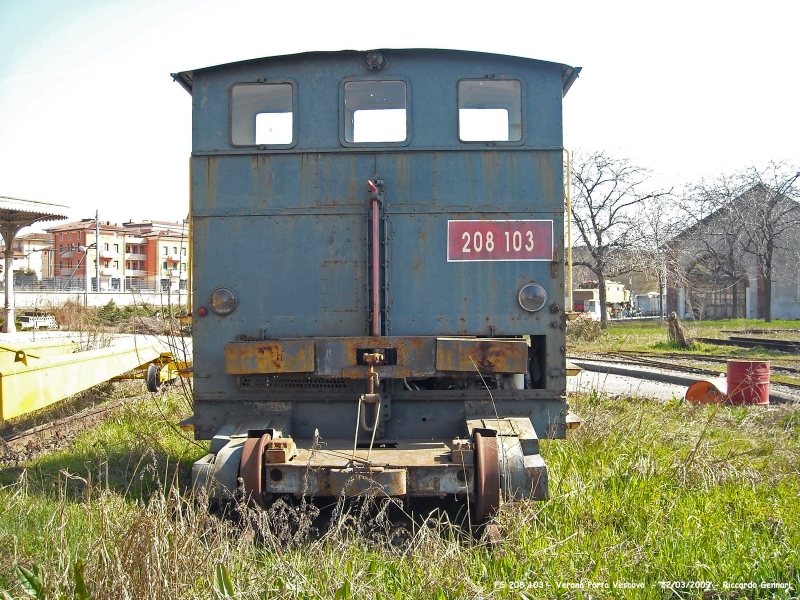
[239,433,271,508]
[474,431,501,522]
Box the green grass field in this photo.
[569,317,800,357]
[1,319,799,599]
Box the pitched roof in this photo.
[0,196,69,227]
[47,219,127,233]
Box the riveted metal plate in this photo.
[225,340,315,374]
[329,468,407,496]
[435,338,528,374]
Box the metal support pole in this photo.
[84,237,90,306]
[95,210,100,293]
[2,225,20,333]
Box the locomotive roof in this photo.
[172,48,581,98]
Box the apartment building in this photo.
[0,232,55,279]
[47,220,126,290]
[122,220,188,291]
[40,218,188,292]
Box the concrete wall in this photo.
[771,279,800,320]
[13,290,189,308]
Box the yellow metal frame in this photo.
[114,352,192,384]
[1,341,162,420]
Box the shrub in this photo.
[566,314,603,343]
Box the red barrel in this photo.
[726,361,770,405]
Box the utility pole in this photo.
[95,210,100,293]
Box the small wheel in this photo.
[146,363,161,393]
[239,433,272,508]
[474,431,500,522]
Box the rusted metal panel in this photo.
[468,417,540,455]
[262,439,473,496]
[224,340,314,374]
[314,336,437,377]
[263,462,471,497]
[407,466,473,495]
[436,338,528,374]
[329,468,407,496]
[264,438,299,463]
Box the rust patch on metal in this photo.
[240,433,271,508]
[329,468,407,496]
[435,338,528,374]
[205,156,217,208]
[264,437,299,463]
[474,430,500,522]
[394,153,410,198]
[225,340,314,374]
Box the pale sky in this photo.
[1,0,798,230]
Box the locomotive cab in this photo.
[174,49,579,520]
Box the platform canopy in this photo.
[0,196,69,333]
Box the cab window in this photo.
[458,80,522,142]
[231,83,294,146]
[344,81,407,143]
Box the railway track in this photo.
[697,336,800,353]
[1,397,131,450]
[569,352,800,392]
[611,350,800,374]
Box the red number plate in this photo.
[447,220,553,262]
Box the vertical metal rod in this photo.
[2,226,17,333]
[369,182,380,337]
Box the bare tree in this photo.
[629,196,685,322]
[687,163,800,322]
[735,165,800,322]
[682,177,750,319]
[570,150,671,324]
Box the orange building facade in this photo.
[44,219,188,292]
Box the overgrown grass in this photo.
[1,387,799,599]
[21,298,187,336]
[570,318,800,359]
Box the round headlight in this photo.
[210,287,237,315]
[518,283,547,312]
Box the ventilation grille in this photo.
[239,375,353,391]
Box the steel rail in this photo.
[569,352,800,392]
[697,337,800,353]
[611,350,800,373]
[1,397,131,448]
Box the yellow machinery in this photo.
[0,335,167,421]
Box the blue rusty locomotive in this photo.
[173,49,579,520]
